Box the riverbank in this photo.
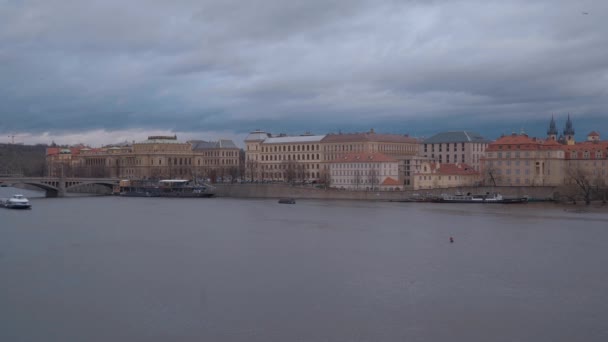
[214,184,558,201]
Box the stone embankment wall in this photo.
[214,184,558,201]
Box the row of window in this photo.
[264,144,320,153]
[262,164,320,170]
[262,154,319,161]
[424,143,472,153]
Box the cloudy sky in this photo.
[1,0,607,146]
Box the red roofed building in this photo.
[481,132,565,186]
[329,152,401,191]
[413,162,479,190]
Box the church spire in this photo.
[547,115,558,140]
[563,113,575,145]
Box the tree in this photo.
[283,160,298,184]
[228,166,239,183]
[481,163,500,186]
[353,170,362,190]
[563,164,595,205]
[368,166,379,191]
[319,168,332,189]
[246,160,259,182]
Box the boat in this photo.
[278,198,296,204]
[432,192,528,204]
[117,179,215,198]
[0,194,32,209]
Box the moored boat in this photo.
[0,194,32,209]
[117,179,215,198]
[432,192,527,204]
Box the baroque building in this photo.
[46,135,240,181]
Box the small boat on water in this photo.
[433,192,527,204]
[0,194,32,209]
[278,198,296,204]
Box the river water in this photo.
[1,187,607,342]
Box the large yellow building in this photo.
[46,136,240,181]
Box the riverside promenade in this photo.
[214,184,558,201]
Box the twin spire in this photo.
[547,114,575,144]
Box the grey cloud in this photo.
[0,0,607,141]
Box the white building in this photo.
[329,152,401,190]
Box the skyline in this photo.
[1,0,607,145]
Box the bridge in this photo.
[0,177,120,197]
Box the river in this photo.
[1,187,607,341]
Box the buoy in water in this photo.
[450,237,454,243]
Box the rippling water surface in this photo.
[1,187,608,341]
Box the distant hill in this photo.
[0,144,47,176]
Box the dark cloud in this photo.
[1,0,607,142]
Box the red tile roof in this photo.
[330,152,398,163]
[381,177,401,186]
[563,141,608,159]
[486,134,562,151]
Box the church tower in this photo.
[547,115,558,141]
[563,114,575,145]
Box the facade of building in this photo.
[244,130,325,182]
[321,129,420,187]
[46,136,240,180]
[482,117,608,187]
[413,162,479,190]
[420,131,489,172]
[562,132,608,185]
[482,133,565,186]
[329,153,400,190]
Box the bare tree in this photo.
[368,166,379,191]
[564,164,594,205]
[353,170,362,190]
[228,166,239,183]
[481,163,500,186]
[319,168,332,189]
[246,160,259,182]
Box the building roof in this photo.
[245,130,271,142]
[330,152,398,163]
[588,131,600,137]
[263,135,326,144]
[423,131,489,144]
[322,131,418,143]
[137,136,184,144]
[190,139,239,150]
[485,133,562,151]
[381,177,401,186]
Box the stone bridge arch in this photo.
[0,179,61,197]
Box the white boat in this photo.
[0,194,32,209]
[433,192,528,204]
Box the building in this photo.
[329,152,400,190]
[482,132,565,186]
[420,131,489,171]
[321,129,420,187]
[46,135,240,180]
[413,162,479,190]
[244,130,325,182]
[562,132,608,185]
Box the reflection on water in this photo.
[1,197,607,342]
